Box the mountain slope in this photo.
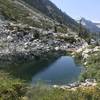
[0,0,81,33]
[0,0,56,29]
[21,0,79,31]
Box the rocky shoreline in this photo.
[52,79,97,91]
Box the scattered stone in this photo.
[52,79,97,91]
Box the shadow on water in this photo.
[0,52,62,82]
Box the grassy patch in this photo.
[80,51,100,82]
[24,86,100,100]
[0,71,27,100]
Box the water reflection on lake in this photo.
[0,56,83,85]
[32,56,82,85]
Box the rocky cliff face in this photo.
[0,21,53,60]
[0,18,84,62]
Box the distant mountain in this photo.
[95,23,100,29]
[79,18,100,33]
[22,0,79,31]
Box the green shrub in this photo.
[0,71,27,100]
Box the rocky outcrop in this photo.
[0,18,85,62]
[0,20,65,62]
[53,79,97,91]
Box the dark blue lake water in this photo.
[0,56,83,85]
[32,56,82,85]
